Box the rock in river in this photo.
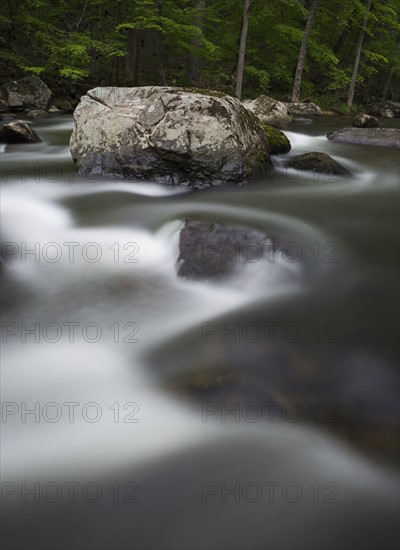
[70,87,272,188]
[242,95,293,129]
[262,124,291,154]
[287,152,351,177]
[0,120,41,144]
[178,220,274,280]
[0,76,52,111]
[327,127,400,148]
[286,102,322,116]
[353,113,379,128]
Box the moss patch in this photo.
[178,87,227,98]
[262,124,291,154]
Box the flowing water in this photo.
[1,114,399,549]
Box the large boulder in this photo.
[286,102,322,116]
[242,95,293,129]
[286,152,351,177]
[327,128,400,148]
[70,87,272,188]
[353,113,379,128]
[0,76,52,111]
[0,120,41,143]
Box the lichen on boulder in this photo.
[70,86,272,188]
[243,95,293,129]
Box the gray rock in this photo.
[0,76,52,111]
[178,220,274,280]
[70,87,272,188]
[353,113,379,128]
[243,96,293,129]
[381,109,394,118]
[0,120,41,143]
[26,109,50,119]
[327,128,400,148]
[287,152,351,177]
[287,102,322,116]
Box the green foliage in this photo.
[0,0,397,102]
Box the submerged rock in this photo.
[0,120,41,143]
[178,220,275,280]
[0,76,52,111]
[70,86,272,188]
[262,124,291,154]
[287,102,322,116]
[243,96,293,129]
[353,113,379,128]
[287,152,351,177]
[26,109,50,119]
[327,127,400,148]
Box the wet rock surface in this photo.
[287,152,352,177]
[0,120,41,143]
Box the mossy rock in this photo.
[262,124,291,154]
[52,98,73,112]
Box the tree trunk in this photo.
[347,0,373,109]
[155,0,167,85]
[126,29,140,86]
[235,0,251,100]
[189,0,204,86]
[291,0,319,102]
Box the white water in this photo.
[1,117,399,549]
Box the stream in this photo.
[1,114,399,549]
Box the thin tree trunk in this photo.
[235,0,251,100]
[155,0,167,85]
[126,29,140,86]
[347,0,373,108]
[189,0,204,86]
[291,0,319,102]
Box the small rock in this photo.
[0,121,41,143]
[381,109,394,118]
[287,152,351,177]
[26,109,50,119]
[353,113,379,128]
